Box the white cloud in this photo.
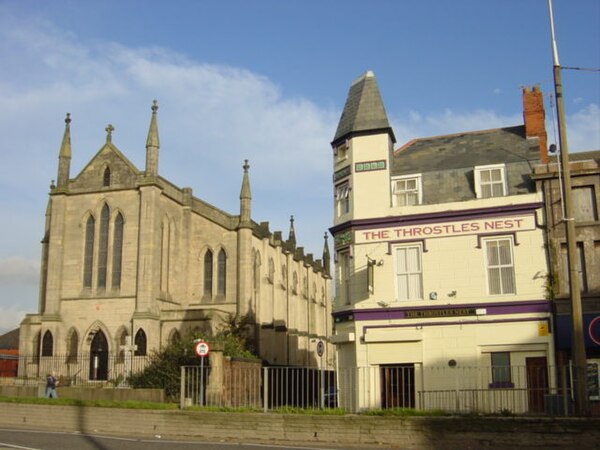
[0,257,39,285]
[565,104,600,152]
[0,306,30,335]
[391,109,521,145]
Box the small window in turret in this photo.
[335,141,349,162]
[103,167,111,187]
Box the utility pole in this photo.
[548,0,588,415]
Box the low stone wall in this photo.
[0,385,164,403]
[0,403,598,449]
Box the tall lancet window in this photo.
[97,204,110,288]
[41,330,53,357]
[111,213,124,289]
[83,215,95,288]
[204,250,213,296]
[160,221,170,293]
[103,167,111,187]
[217,249,226,295]
[134,329,147,356]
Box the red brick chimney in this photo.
[522,86,548,163]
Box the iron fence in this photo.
[13,354,152,387]
[335,364,579,415]
[180,365,336,411]
[6,356,598,416]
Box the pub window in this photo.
[395,244,423,301]
[335,182,350,216]
[475,164,506,198]
[392,174,422,206]
[338,251,352,305]
[484,237,516,295]
[490,352,513,388]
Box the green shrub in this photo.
[128,314,258,399]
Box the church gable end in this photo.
[70,144,140,192]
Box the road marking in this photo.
[0,443,41,450]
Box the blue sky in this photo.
[0,0,598,334]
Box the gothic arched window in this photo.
[41,330,53,357]
[160,221,170,293]
[111,213,124,289]
[292,271,298,294]
[268,258,275,284]
[134,329,147,356]
[204,250,213,296]
[103,167,111,187]
[169,329,181,345]
[97,204,109,288]
[117,329,128,363]
[67,329,78,362]
[217,249,226,295]
[83,215,95,288]
[281,264,287,290]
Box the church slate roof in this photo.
[332,71,395,145]
[392,125,540,176]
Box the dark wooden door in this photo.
[526,357,548,413]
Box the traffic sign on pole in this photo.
[316,340,324,357]
[194,340,210,357]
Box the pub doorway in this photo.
[381,363,415,408]
[526,356,548,413]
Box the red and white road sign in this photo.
[194,340,210,357]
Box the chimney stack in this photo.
[522,86,548,163]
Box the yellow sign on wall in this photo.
[538,322,549,336]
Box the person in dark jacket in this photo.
[45,372,58,398]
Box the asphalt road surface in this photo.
[0,428,387,450]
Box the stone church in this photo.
[18,101,333,379]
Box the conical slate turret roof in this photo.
[332,71,395,145]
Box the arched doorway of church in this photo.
[89,330,109,380]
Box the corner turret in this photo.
[332,71,396,224]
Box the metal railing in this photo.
[7,356,596,416]
[13,354,152,387]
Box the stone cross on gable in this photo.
[106,124,114,143]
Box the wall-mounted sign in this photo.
[405,308,477,319]
[355,214,535,244]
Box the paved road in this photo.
[0,428,387,450]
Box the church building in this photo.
[19,101,333,381]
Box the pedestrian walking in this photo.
[46,372,59,398]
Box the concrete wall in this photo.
[0,403,598,449]
[0,385,164,402]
